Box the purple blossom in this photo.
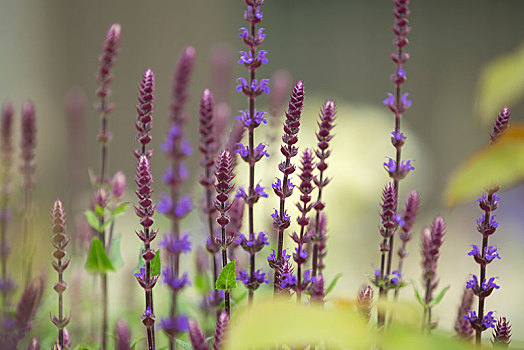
[280,272,297,288]
[476,193,500,203]
[159,233,191,254]
[272,177,295,190]
[238,50,268,65]
[255,184,268,198]
[476,214,499,229]
[163,271,191,291]
[384,157,415,179]
[482,311,497,329]
[394,214,405,227]
[271,209,290,221]
[236,109,267,127]
[162,163,189,184]
[236,78,270,95]
[389,270,402,284]
[160,315,189,337]
[174,196,193,217]
[244,6,263,21]
[235,187,247,199]
[468,245,501,263]
[237,269,267,285]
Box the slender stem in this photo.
[221,225,230,317]
[0,191,8,309]
[274,170,290,294]
[169,185,180,350]
[377,243,387,327]
[58,260,64,348]
[422,277,432,332]
[312,152,326,277]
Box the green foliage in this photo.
[84,210,101,232]
[446,127,524,205]
[175,339,193,350]
[109,235,124,269]
[475,42,524,126]
[84,202,129,232]
[325,273,343,296]
[428,286,450,308]
[151,250,161,276]
[216,260,237,290]
[85,238,115,273]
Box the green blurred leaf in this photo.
[94,205,104,217]
[151,250,161,276]
[109,235,124,269]
[225,299,371,349]
[85,238,115,273]
[475,42,524,126]
[84,210,101,232]
[412,283,427,309]
[216,260,237,290]
[446,127,524,205]
[72,346,93,350]
[175,339,193,350]
[194,273,210,293]
[325,273,343,296]
[101,216,115,232]
[112,202,129,216]
[428,286,450,308]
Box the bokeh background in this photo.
[1,0,524,347]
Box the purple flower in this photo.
[255,184,268,198]
[157,194,173,214]
[236,269,250,285]
[236,109,267,127]
[237,269,268,285]
[484,246,501,261]
[384,157,414,180]
[272,177,295,190]
[236,78,270,95]
[482,311,497,329]
[389,270,402,284]
[163,271,191,291]
[394,214,405,227]
[464,310,477,322]
[236,187,247,199]
[174,195,193,218]
[238,50,268,65]
[134,267,145,279]
[280,272,297,288]
[160,315,189,337]
[160,233,191,254]
[245,6,263,21]
[382,93,395,106]
[271,209,290,221]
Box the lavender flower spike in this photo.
[50,200,71,349]
[115,319,132,350]
[135,68,155,158]
[490,106,511,145]
[237,0,270,305]
[492,317,511,347]
[0,101,14,308]
[357,285,374,321]
[188,319,208,350]
[20,101,37,286]
[466,188,502,345]
[171,46,196,123]
[420,216,446,330]
[454,287,474,339]
[134,155,159,350]
[272,81,305,294]
[312,99,336,277]
[214,149,236,316]
[214,310,230,350]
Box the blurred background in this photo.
[1,0,524,347]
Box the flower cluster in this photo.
[134,69,155,158]
[95,23,121,116]
[490,106,511,145]
[454,287,474,339]
[170,46,196,123]
[235,0,270,303]
[20,101,36,190]
[397,190,420,263]
[50,199,71,349]
[134,155,159,348]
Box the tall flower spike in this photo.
[0,101,15,307]
[50,200,71,349]
[312,99,336,277]
[290,148,315,301]
[134,155,158,350]
[420,216,446,330]
[20,101,37,286]
[214,310,230,350]
[377,0,413,328]
[188,319,208,350]
[454,287,474,339]
[96,23,122,109]
[115,319,132,350]
[375,182,398,326]
[271,81,305,294]
[394,190,419,299]
[171,46,196,123]
[466,189,502,345]
[159,47,196,349]
[357,285,374,321]
[237,0,270,304]
[135,69,155,158]
[492,317,511,347]
[214,150,236,316]
[490,106,511,145]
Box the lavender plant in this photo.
[270,81,304,293]
[0,101,14,308]
[50,199,71,349]
[311,100,336,277]
[158,46,196,348]
[20,100,37,286]
[214,150,236,316]
[454,287,474,339]
[235,0,270,304]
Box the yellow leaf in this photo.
[446,126,524,205]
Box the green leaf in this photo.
[108,235,124,269]
[85,238,115,273]
[175,339,193,350]
[216,260,237,290]
[94,205,105,217]
[101,216,115,232]
[446,127,524,205]
[428,286,450,308]
[325,273,343,296]
[194,273,210,293]
[412,283,427,309]
[475,42,524,126]
[112,202,130,216]
[151,250,161,276]
[84,210,101,232]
